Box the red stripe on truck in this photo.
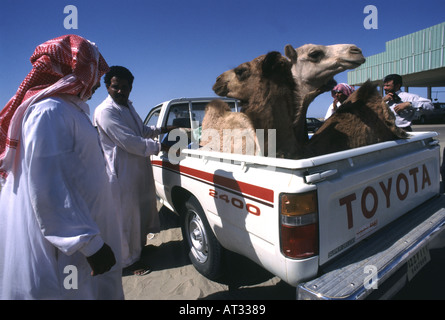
[152,159,274,204]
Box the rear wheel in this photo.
[181,196,224,280]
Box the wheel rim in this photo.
[185,210,208,263]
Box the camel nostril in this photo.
[349,46,363,55]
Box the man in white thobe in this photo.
[0,35,123,299]
[94,66,169,275]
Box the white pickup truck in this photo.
[144,97,445,300]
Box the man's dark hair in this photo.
[104,66,134,87]
[384,74,403,86]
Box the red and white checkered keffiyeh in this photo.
[331,83,355,98]
[0,34,109,181]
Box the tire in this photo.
[180,196,224,280]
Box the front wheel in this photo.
[181,196,224,280]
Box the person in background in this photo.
[0,35,123,299]
[324,83,355,120]
[383,74,433,132]
[94,66,173,276]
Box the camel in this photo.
[200,99,261,155]
[206,51,298,158]
[302,81,408,158]
[283,43,366,146]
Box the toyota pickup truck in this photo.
[144,97,445,300]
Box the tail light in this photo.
[280,191,319,259]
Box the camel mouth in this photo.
[212,83,229,97]
[341,57,366,68]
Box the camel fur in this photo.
[302,81,408,158]
[200,99,261,155]
[203,51,298,157]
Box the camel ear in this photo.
[284,44,297,63]
[262,51,285,77]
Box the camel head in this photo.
[284,43,366,146]
[284,43,365,97]
[213,51,295,103]
[212,51,299,158]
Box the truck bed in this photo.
[157,129,443,295]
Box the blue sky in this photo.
[1,0,444,119]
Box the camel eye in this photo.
[234,66,249,80]
[235,67,245,76]
[308,50,324,61]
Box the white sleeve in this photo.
[324,103,334,120]
[96,107,161,157]
[402,92,434,111]
[142,125,161,139]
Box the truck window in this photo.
[144,105,162,126]
[162,100,239,149]
[190,102,207,127]
[166,103,191,128]
[190,101,237,127]
[227,102,237,112]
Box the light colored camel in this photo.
[200,99,261,155]
[284,43,366,146]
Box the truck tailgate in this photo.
[315,135,440,265]
[297,194,445,299]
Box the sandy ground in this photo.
[121,204,296,300]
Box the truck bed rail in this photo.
[181,131,438,170]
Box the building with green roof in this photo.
[348,22,445,99]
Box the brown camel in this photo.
[303,81,408,158]
[204,51,298,157]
